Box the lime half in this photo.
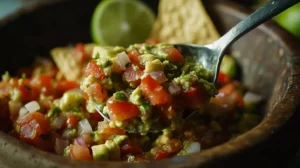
[91,0,155,47]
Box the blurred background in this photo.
[0,0,299,167]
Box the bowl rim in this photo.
[0,0,300,167]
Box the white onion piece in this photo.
[117,51,131,70]
[148,71,168,83]
[243,92,262,104]
[19,107,29,118]
[168,83,181,95]
[51,115,66,130]
[185,142,201,154]
[24,101,40,113]
[78,119,93,134]
[75,137,87,147]
[55,138,69,154]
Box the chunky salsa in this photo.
[0,42,262,162]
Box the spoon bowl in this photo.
[174,0,299,83]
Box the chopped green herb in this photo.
[139,102,151,115]
[102,60,112,68]
[48,107,61,117]
[93,53,100,59]
[72,107,80,112]
[114,92,127,101]
[21,73,26,79]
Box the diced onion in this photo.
[243,92,262,104]
[78,119,93,134]
[51,115,66,130]
[117,51,131,70]
[168,83,181,95]
[185,142,201,154]
[24,101,40,113]
[75,137,87,147]
[148,71,168,83]
[19,107,29,118]
[55,138,69,154]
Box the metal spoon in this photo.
[174,0,299,83]
[94,0,299,132]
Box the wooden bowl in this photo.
[0,0,300,167]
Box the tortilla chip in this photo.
[51,43,97,81]
[151,0,220,44]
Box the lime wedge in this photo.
[91,0,155,47]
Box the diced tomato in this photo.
[82,61,105,80]
[145,38,160,44]
[83,92,89,100]
[66,114,78,128]
[56,80,78,94]
[127,49,141,66]
[98,121,125,140]
[70,144,92,160]
[18,79,40,102]
[17,112,50,145]
[120,139,143,155]
[154,151,169,160]
[140,75,172,105]
[75,43,90,63]
[89,112,103,121]
[124,65,143,83]
[162,47,184,63]
[217,72,231,85]
[181,87,209,109]
[87,83,107,103]
[31,75,53,95]
[213,82,244,110]
[107,97,140,121]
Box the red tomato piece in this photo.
[107,97,140,121]
[214,82,244,110]
[140,75,172,105]
[66,114,78,128]
[70,144,92,160]
[83,61,105,80]
[127,49,141,66]
[124,65,143,83]
[162,47,184,63]
[182,87,208,109]
[89,112,103,121]
[75,43,90,63]
[17,112,50,145]
[18,78,40,102]
[31,75,53,95]
[120,139,143,155]
[217,72,231,85]
[87,83,107,103]
[154,151,169,160]
[56,80,78,93]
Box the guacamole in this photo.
[0,42,262,162]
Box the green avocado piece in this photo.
[91,144,110,160]
[220,55,237,78]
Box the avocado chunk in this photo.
[105,140,121,160]
[145,59,164,72]
[60,91,85,112]
[220,55,237,78]
[91,144,110,160]
[129,87,143,105]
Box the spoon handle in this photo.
[215,0,299,50]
